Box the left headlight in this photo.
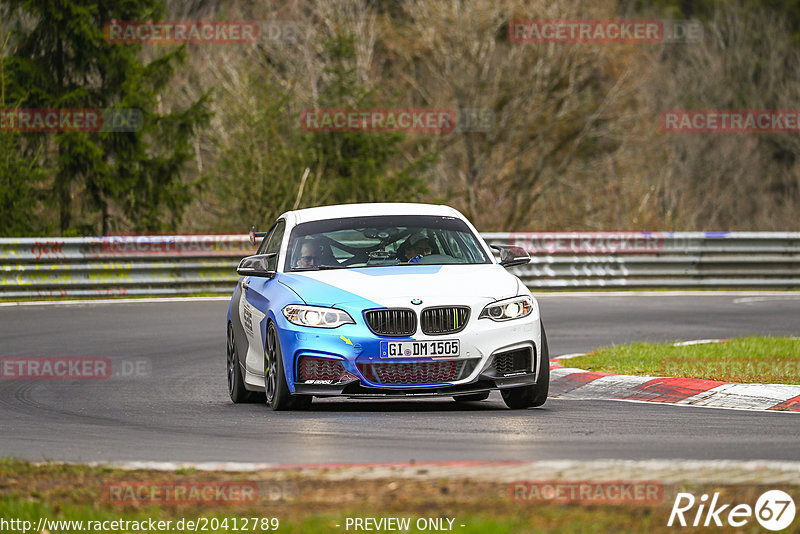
[479,296,534,322]
[282,305,355,328]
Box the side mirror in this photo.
[491,245,531,268]
[237,254,277,278]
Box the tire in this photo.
[453,391,491,402]
[501,322,550,409]
[265,322,312,411]
[227,323,263,403]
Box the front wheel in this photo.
[501,322,550,409]
[265,322,312,411]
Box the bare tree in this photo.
[383,0,651,230]
[643,2,800,230]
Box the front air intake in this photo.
[358,360,474,385]
[298,357,347,382]
[492,347,533,376]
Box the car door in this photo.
[238,219,286,378]
[232,221,275,369]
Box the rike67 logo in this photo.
[668,490,796,531]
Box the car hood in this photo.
[277,264,521,308]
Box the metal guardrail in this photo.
[0,235,251,298]
[486,232,800,289]
[1,232,799,298]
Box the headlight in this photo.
[479,296,533,321]
[282,305,355,328]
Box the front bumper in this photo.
[276,307,542,395]
[294,370,538,398]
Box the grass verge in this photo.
[1,458,788,533]
[560,336,800,384]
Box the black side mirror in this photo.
[237,254,277,278]
[491,245,531,268]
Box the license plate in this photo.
[380,340,460,358]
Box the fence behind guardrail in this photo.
[1,232,799,298]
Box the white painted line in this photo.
[555,396,800,414]
[678,383,800,410]
[551,372,800,412]
[550,367,588,377]
[551,352,590,360]
[549,363,800,413]
[672,339,723,346]
[734,295,800,304]
[556,374,655,399]
[0,296,230,307]
[82,461,280,471]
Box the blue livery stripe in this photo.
[276,272,383,308]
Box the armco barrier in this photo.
[485,231,800,289]
[1,232,799,298]
[0,235,251,298]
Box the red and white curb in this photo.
[550,340,800,412]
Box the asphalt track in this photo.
[0,293,798,464]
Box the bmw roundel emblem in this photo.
[411,298,423,305]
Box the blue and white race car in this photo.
[226,203,549,410]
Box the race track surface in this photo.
[1,293,798,464]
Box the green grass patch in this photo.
[561,336,800,384]
[0,499,667,534]
[0,458,710,534]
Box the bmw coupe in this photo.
[226,203,549,410]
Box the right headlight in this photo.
[478,296,533,322]
[282,305,355,328]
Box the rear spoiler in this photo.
[249,226,268,247]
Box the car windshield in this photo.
[284,215,490,271]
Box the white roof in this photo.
[283,202,461,224]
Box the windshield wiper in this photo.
[292,264,347,271]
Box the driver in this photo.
[295,241,321,268]
[405,237,432,263]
